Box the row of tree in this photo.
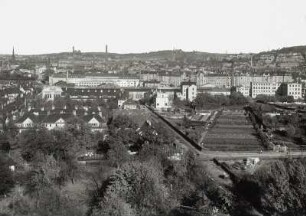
[194,92,248,109]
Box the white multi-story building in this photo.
[250,82,281,98]
[177,81,197,101]
[155,92,172,110]
[283,83,302,100]
[232,75,293,87]
[49,73,140,88]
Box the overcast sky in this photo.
[0,0,306,54]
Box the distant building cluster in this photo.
[1,47,306,128]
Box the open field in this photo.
[203,110,263,152]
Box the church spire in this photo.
[12,46,15,62]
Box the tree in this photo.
[229,92,247,105]
[64,117,95,150]
[109,115,138,132]
[89,160,176,216]
[0,155,15,196]
[0,134,10,153]
[91,195,136,216]
[255,94,276,103]
[19,128,54,162]
[105,137,130,168]
[286,124,296,138]
[233,159,306,216]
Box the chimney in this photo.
[73,110,77,116]
[41,107,44,111]
[27,106,31,112]
[52,105,55,110]
[64,105,67,109]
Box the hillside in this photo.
[2,45,306,73]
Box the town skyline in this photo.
[2,44,306,56]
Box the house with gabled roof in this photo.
[122,99,140,110]
[15,114,42,133]
[82,114,106,132]
[15,107,107,133]
[42,114,70,130]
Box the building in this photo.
[49,73,140,88]
[250,82,281,98]
[159,71,182,87]
[231,74,293,88]
[197,73,231,88]
[0,87,22,106]
[15,107,106,133]
[236,85,250,97]
[140,71,182,87]
[121,99,140,110]
[278,83,302,100]
[177,81,197,101]
[41,86,63,101]
[155,92,172,110]
[124,88,151,101]
[63,86,123,101]
[198,87,231,96]
[143,80,161,88]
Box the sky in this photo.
[0,0,306,55]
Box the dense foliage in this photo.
[0,155,15,196]
[233,159,306,216]
[194,92,247,109]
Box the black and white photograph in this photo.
[1,0,306,215]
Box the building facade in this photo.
[49,73,140,88]
[177,81,197,101]
[250,82,281,98]
[155,92,172,110]
[41,86,63,100]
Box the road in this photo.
[198,150,306,161]
[197,110,219,148]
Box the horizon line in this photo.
[1,45,306,56]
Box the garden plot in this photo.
[203,110,263,151]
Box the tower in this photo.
[72,46,75,54]
[12,47,15,62]
[105,44,108,54]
